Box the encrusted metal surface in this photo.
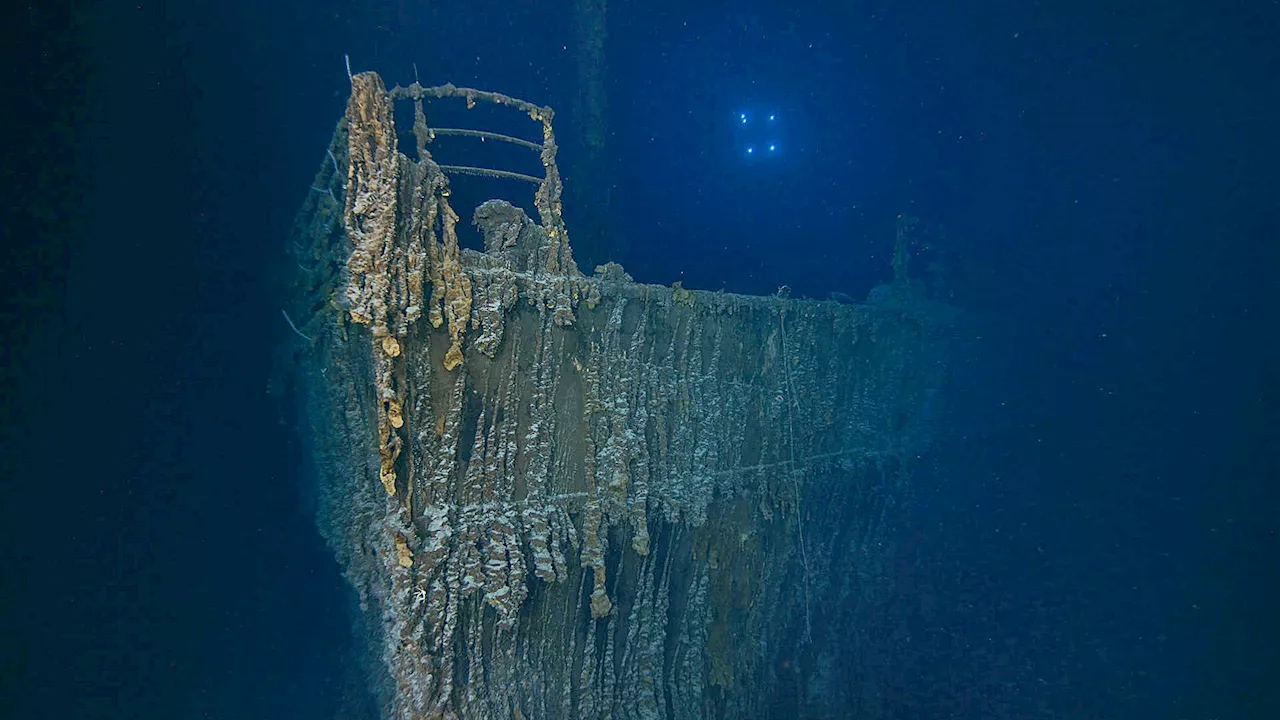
[286,72,952,720]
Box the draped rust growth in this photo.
[342,72,412,497]
[285,71,956,719]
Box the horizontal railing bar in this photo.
[428,128,542,152]
[438,165,544,184]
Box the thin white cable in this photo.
[780,305,813,646]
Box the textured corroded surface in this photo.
[286,73,951,720]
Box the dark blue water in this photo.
[3,0,1274,717]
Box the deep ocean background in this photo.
[2,0,1276,717]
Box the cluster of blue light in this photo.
[736,111,781,158]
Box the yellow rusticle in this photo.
[382,335,401,357]
[378,456,397,496]
[443,343,465,372]
[387,399,404,429]
[395,534,413,567]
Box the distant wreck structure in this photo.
[286,71,954,719]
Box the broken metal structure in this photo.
[286,71,954,719]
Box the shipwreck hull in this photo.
[286,72,951,719]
